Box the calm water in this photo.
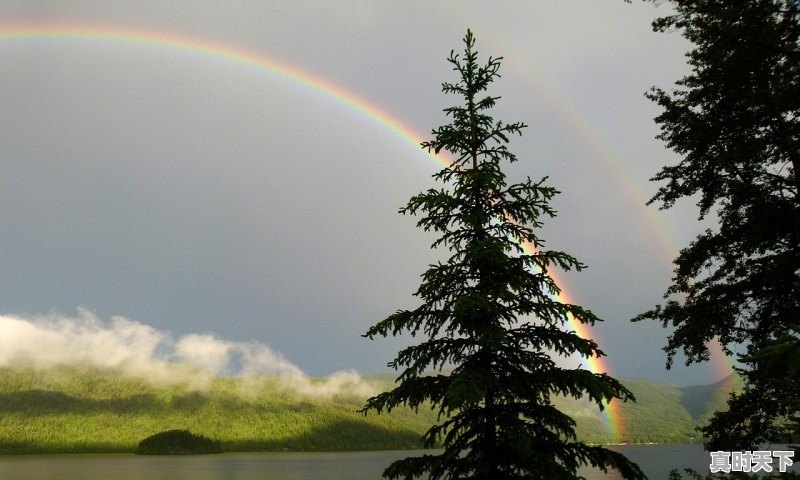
[0,444,793,480]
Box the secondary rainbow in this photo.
[0,21,668,442]
[494,39,741,385]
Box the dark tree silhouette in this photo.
[362,30,645,480]
[633,0,800,449]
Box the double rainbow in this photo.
[0,22,731,443]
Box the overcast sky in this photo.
[0,1,730,385]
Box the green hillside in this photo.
[0,366,436,454]
[0,365,739,454]
[557,375,742,445]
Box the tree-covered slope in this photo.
[556,374,742,444]
[0,365,739,453]
[0,365,435,454]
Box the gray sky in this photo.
[0,1,729,385]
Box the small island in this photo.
[135,429,222,455]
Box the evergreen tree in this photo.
[362,30,645,480]
[633,1,800,449]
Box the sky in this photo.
[0,1,731,385]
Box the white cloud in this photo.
[0,310,377,398]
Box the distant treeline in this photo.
[0,366,738,454]
[555,376,742,445]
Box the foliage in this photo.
[362,30,645,480]
[0,365,435,454]
[555,375,741,445]
[728,324,800,441]
[633,0,800,450]
[135,429,221,455]
[0,365,743,454]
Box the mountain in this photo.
[556,374,742,444]
[0,365,739,453]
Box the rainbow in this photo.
[0,22,429,162]
[499,44,740,388]
[495,42,741,387]
[532,255,628,442]
[0,22,725,443]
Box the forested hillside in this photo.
[557,375,742,444]
[0,366,739,453]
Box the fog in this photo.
[0,309,377,398]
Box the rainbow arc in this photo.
[0,21,735,442]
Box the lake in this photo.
[0,444,794,479]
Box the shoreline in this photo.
[0,441,709,456]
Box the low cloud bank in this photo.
[0,309,376,398]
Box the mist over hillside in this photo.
[0,360,739,453]
[0,311,377,398]
[0,311,743,452]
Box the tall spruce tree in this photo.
[633,1,800,449]
[362,31,645,480]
